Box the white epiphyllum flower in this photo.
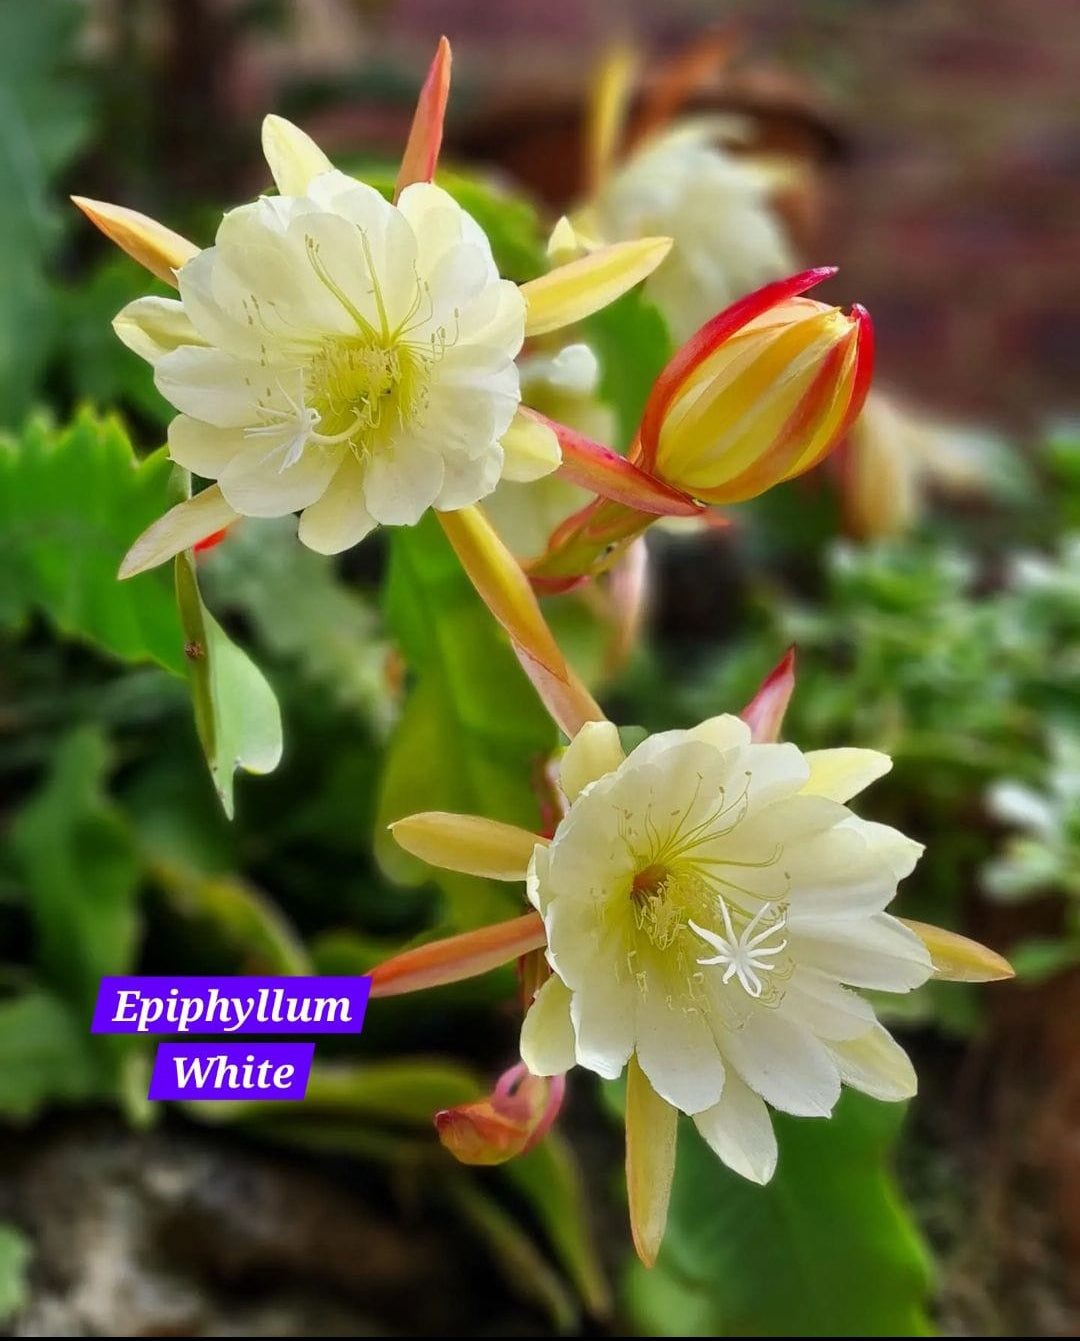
[519,715,931,1177]
[583,122,797,343]
[79,93,672,577]
[114,129,537,558]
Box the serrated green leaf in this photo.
[175,550,283,818]
[624,1092,934,1338]
[0,1222,31,1323]
[0,990,103,1122]
[375,513,557,928]
[0,411,185,671]
[9,726,141,1019]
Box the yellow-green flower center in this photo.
[306,337,431,456]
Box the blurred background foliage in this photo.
[0,0,1077,1335]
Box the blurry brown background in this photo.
[91,0,1079,433]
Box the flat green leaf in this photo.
[502,1134,611,1319]
[0,1222,31,1324]
[150,858,311,975]
[376,513,557,927]
[624,1092,934,1338]
[10,726,141,1019]
[185,1057,482,1128]
[175,550,283,818]
[0,411,185,672]
[0,990,102,1122]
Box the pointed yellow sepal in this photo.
[119,484,240,579]
[520,236,673,338]
[901,919,1015,983]
[72,196,198,287]
[390,812,545,882]
[368,911,547,999]
[626,1054,678,1268]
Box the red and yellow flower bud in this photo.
[638,268,874,503]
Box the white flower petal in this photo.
[827,1023,917,1102]
[219,440,341,517]
[780,967,877,1041]
[790,912,933,992]
[783,816,924,919]
[560,720,626,803]
[722,1010,842,1117]
[155,346,279,427]
[802,748,893,802]
[433,443,504,511]
[297,454,378,553]
[635,989,726,1115]
[167,415,248,478]
[262,114,332,196]
[362,442,445,526]
[499,411,561,483]
[570,963,637,1080]
[693,1070,778,1183]
[113,296,203,363]
[520,975,576,1076]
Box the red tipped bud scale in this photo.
[641,278,874,505]
[435,1063,566,1166]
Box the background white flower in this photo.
[115,134,534,555]
[584,122,797,343]
[520,714,931,1184]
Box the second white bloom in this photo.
[521,714,932,1184]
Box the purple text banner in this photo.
[148,1042,314,1100]
[93,976,370,1035]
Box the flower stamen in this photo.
[689,899,788,998]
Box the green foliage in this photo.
[625,1094,934,1338]
[175,550,284,818]
[9,726,141,1020]
[376,513,557,928]
[200,515,392,724]
[0,1223,31,1324]
[585,288,673,452]
[0,411,185,672]
[0,0,92,424]
[0,991,103,1121]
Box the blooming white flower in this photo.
[584,122,796,343]
[520,713,932,1183]
[114,121,548,555]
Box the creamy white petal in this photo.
[297,455,378,553]
[218,440,341,516]
[155,346,281,427]
[499,411,561,483]
[520,975,576,1076]
[113,296,203,363]
[362,443,445,526]
[635,989,726,1114]
[785,818,924,919]
[168,415,248,478]
[693,1070,778,1183]
[722,1010,842,1117]
[803,748,893,802]
[262,114,332,196]
[827,1024,917,1101]
[570,964,637,1080]
[560,720,626,803]
[779,967,877,1041]
[433,443,503,511]
[790,912,933,992]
